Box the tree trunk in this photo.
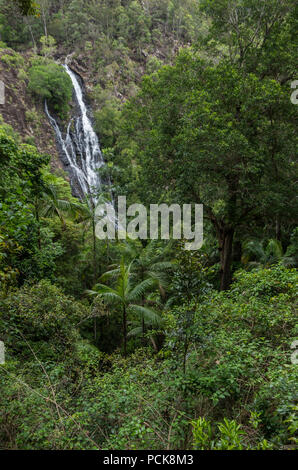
[233,240,242,263]
[150,336,158,352]
[24,18,36,50]
[219,228,235,291]
[41,3,48,37]
[123,305,127,357]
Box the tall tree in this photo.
[78,195,112,283]
[87,259,161,356]
[121,240,173,338]
[199,0,297,80]
[121,49,297,289]
[37,183,83,228]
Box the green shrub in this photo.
[0,280,88,360]
[17,68,28,82]
[192,417,273,450]
[165,265,298,447]
[25,108,40,127]
[1,50,24,68]
[28,63,72,118]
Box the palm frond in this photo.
[128,305,163,326]
[128,278,157,301]
[92,283,119,296]
[99,268,121,282]
[85,289,100,297]
[127,326,143,338]
[150,261,173,271]
[99,291,123,304]
[242,240,264,262]
[266,239,283,259]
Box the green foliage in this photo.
[28,62,72,118]
[119,38,297,289]
[88,258,162,356]
[0,125,71,287]
[39,35,56,60]
[199,0,297,78]
[93,88,122,148]
[0,49,24,68]
[14,0,39,16]
[0,280,88,360]
[0,0,297,452]
[192,417,273,450]
[0,264,296,450]
[242,239,296,268]
[166,265,297,441]
[0,0,208,111]
[0,235,21,294]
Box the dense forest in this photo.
[0,0,297,451]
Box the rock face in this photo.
[0,49,61,170]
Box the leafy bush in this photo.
[0,280,88,359]
[164,265,298,447]
[28,63,72,118]
[0,50,24,68]
[192,417,273,450]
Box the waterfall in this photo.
[45,64,104,204]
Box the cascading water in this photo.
[45,64,104,204]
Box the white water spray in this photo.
[45,64,104,203]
